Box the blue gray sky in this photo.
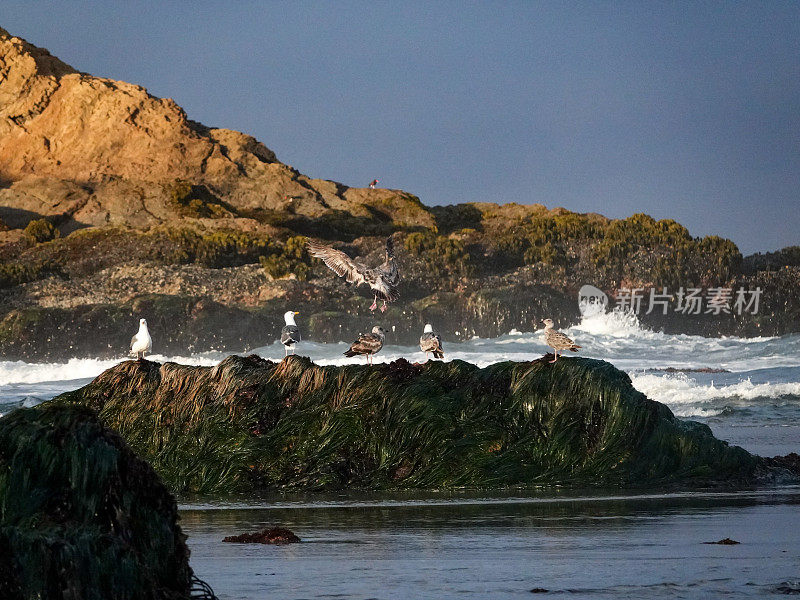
[3,2,799,253]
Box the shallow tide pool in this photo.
[181,488,800,599]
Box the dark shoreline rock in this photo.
[51,354,786,495]
[0,404,215,599]
[763,453,800,475]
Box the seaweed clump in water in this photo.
[0,403,213,599]
[222,527,300,544]
[54,354,765,496]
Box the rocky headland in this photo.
[1,26,798,361]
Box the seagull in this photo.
[343,326,385,364]
[307,237,399,312]
[542,318,581,363]
[280,311,301,356]
[130,318,152,360]
[419,324,444,360]
[369,179,379,189]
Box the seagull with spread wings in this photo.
[307,237,399,312]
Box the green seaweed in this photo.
[22,218,59,243]
[54,355,758,495]
[168,181,235,219]
[0,404,195,599]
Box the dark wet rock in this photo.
[529,588,550,593]
[0,403,214,599]
[52,354,775,495]
[775,581,800,595]
[223,527,300,545]
[764,453,800,477]
[380,357,423,382]
[703,538,740,545]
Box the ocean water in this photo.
[181,488,800,600]
[1,309,799,599]
[2,307,798,456]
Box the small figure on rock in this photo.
[369,179,379,189]
[130,318,152,361]
[308,237,399,312]
[419,323,444,360]
[542,318,580,363]
[344,326,385,364]
[281,310,301,357]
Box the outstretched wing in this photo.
[307,240,368,286]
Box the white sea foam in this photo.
[1,307,799,424]
[573,302,651,338]
[629,372,800,405]
[0,353,222,386]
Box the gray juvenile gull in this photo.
[130,318,152,360]
[280,310,301,356]
[343,326,386,364]
[307,237,399,312]
[419,323,444,359]
[542,318,581,363]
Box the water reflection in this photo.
[181,488,800,599]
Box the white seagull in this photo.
[130,318,152,360]
[280,311,301,356]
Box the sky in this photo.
[2,2,799,254]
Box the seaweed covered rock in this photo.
[54,355,765,495]
[0,404,199,600]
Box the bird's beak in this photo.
[294,311,300,315]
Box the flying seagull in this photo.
[307,237,399,312]
[343,326,386,364]
[280,310,301,356]
[419,324,444,360]
[542,318,581,363]
[130,318,152,360]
